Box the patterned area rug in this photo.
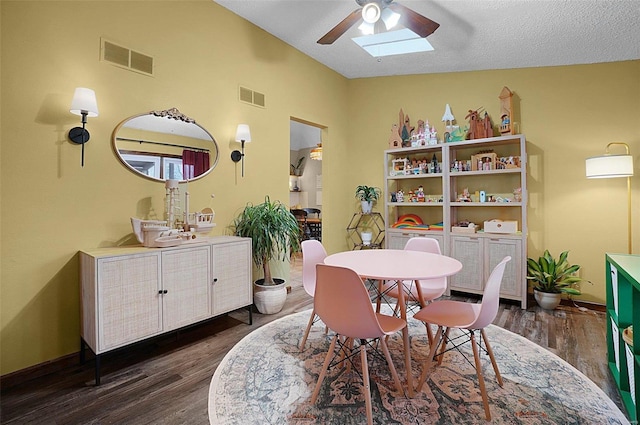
[209,308,629,424]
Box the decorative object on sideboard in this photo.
[68,87,99,167]
[526,250,587,310]
[231,124,251,177]
[232,196,301,314]
[113,108,219,182]
[290,156,306,176]
[355,185,381,213]
[585,142,634,254]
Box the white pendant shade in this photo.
[235,124,251,143]
[70,87,99,117]
[585,154,634,179]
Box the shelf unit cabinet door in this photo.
[387,231,444,251]
[161,246,212,331]
[97,253,162,352]
[485,237,522,297]
[449,236,484,291]
[212,240,252,316]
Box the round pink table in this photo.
[324,249,462,396]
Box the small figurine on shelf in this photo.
[390,192,397,202]
[499,86,514,135]
[408,190,416,202]
[416,186,425,202]
[388,123,403,148]
[396,190,404,203]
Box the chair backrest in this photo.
[314,264,385,339]
[301,239,327,297]
[404,237,441,255]
[469,256,511,329]
[303,208,321,218]
[404,237,446,288]
[290,209,307,220]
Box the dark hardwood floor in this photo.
[1,255,624,424]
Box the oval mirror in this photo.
[112,108,219,182]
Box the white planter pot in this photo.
[534,289,562,310]
[361,200,373,213]
[253,278,287,314]
[361,231,373,246]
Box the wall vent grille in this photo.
[239,86,266,108]
[101,38,154,77]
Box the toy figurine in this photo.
[417,186,425,202]
[388,123,403,148]
[499,86,514,135]
[396,190,404,202]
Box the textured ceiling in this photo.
[214,0,640,79]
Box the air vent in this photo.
[101,38,154,77]
[239,86,266,108]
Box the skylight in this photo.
[352,28,434,57]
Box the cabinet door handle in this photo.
[212,278,218,283]
[163,289,168,294]
[158,289,168,294]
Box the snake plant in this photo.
[526,250,583,295]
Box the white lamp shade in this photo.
[381,7,400,30]
[362,2,381,24]
[235,124,251,143]
[585,154,634,178]
[70,87,99,117]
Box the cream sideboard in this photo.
[79,236,252,385]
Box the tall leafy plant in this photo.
[355,185,381,202]
[526,250,584,295]
[232,196,301,285]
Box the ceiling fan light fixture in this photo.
[362,2,381,24]
[381,7,400,30]
[358,21,376,35]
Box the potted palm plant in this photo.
[232,196,302,314]
[526,250,585,310]
[355,185,381,213]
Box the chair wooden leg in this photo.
[481,328,503,387]
[379,335,403,394]
[299,308,316,351]
[417,325,443,392]
[470,331,491,421]
[360,343,373,425]
[311,334,338,404]
[436,327,451,366]
[424,322,434,346]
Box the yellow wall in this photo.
[0,0,351,375]
[346,62,640,304]
[1,0,638,376]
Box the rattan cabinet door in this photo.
[449,235,484,291]
[485,237,522,297]
[97,253,162,352]
[161,245,211,331]
[212,239,252,316]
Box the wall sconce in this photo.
[68,87,99,167]
[231,124,251,177]
[585,142,634,253]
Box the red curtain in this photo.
[182,150,210,179]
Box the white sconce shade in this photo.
[358,21,375,35]
[585,154,634,178]
[235,124,251,143]
[70,87,99,117]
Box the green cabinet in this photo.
[606,253,640,422]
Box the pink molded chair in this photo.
[311,264,406,425]
[413,256,511,421]
[299,240,328,350]
[379,237,447,342]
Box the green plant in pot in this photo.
[355,185,381,214]
[232,196,301,314]
[526,250,584,310]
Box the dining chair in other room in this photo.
[413,256,511,421]
[303,208,322,241]
[299,239,328,351]
[290,209,310,241]
[311,264,406,425]
[379,237,448,342]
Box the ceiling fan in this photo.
[318,0,440,45]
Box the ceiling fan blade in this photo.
[389,3,440,38]
[317,9,362,44]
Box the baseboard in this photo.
[0,351,80,391]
